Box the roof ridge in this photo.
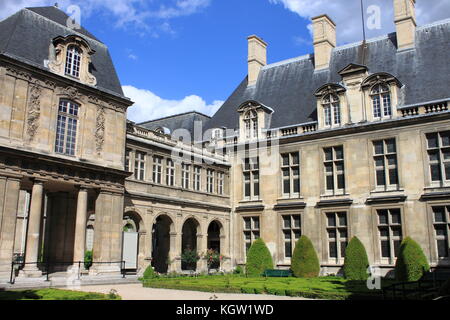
[24,7,105,46]
[138,110,212,125]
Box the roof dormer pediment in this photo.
[338,63,369,77]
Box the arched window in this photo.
[55,99,79,156]
[244,110,258,139]
[371,84,392,118]
[65,45,82,78]
[322,94,341,126]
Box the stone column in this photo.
[196,233,207,273]
[0,175,22,279]
[21,179,45,277]
[72,186,89,270]
[168,231,181,273]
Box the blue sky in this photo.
[1,0,449,122]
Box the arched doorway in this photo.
[152,215,173,273]
[181,218,200,271]
[207,221,222,269]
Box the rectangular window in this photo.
[125,149,132,172]
[323,146,345,194]
[326,212,348,260]
[427,131,450,184]
[193,166,202,191]
[243,157,260,200]
[324,106,331,126]
[431,206,450,258]
[218,172,224,195]
[373,139,399,189]
[243,216,260,255]
[55,100,79,156]
[182,164,191,189]
[377,209,403,260]
[333,103,341,125]
[134,152,146,181]
[152,156,162,184]
[282,215,301,258]
[281,152,300,197]
[373,95,382,118]
[207,169,215,193]
[166,159,175,186]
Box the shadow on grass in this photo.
[0,290,41,300]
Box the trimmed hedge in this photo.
[246,238,274,277]
[291,236,320,278]
[395,237,430,282]
[143,265,159,280]
[343,237,369,280]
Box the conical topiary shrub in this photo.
[343,237,369,280]
[291,236,320,278]
[395,237,430,282]
[246,238,274,277]
[143,265,158,279]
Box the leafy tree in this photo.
[343,237,370,280]
[395,237,430,282]
[291,236,320,278]
[246,238,274,277]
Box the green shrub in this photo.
[343,237,369,280]
[246,238,274,277]
[84,251,93,270]
[233,265,244,275]
[395,237,430,282]
[291,236,320,278]
[143,265,159,280]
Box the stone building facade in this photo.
[0,0,449,281]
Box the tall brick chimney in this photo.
[247,35,267,86]
[394,0,416,50]
[312,14,336,70]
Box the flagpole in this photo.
[360,0,366,42]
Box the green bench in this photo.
[262,269,292,278]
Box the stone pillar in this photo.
[72,187,89,270]
[196,233,207,273]
[0,175,22,279]
[90,189,124,276]
[168,231,181,273]
[21,179,45,277]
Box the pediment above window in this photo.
[237,100,274,114]
[338,63,368,77]
[314,83,346,97]
[48,34,97,87]
[361,72,402,89]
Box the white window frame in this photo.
[65,45,82,78]
[135,151,146,181]
[152,156,162,184]
[55,100,79,156]
[281,152,301,198]
[371,84,392,119]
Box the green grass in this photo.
[0,288,121,300]
[142,275,395,300]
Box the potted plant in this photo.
[204,249,223,273]
[181,249,200,271]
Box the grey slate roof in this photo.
[0,6,125,97]
[138,111,211,137]
[205,19,450,131]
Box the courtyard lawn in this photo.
[0,288,121,300]
[142,275,394,300]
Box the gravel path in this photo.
[77,283,311,300]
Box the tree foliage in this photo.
[246,238,274,277]
[343,237,370,280]
[291,236,320,278]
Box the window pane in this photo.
[433,207,446,223]
[335,147,343,160]
[338,213,347,227]
[376,169,386,186]
[283,216,291,229]
[378,211,388,224]
[445,163,450,180]
[441,132,450,147]
[283,179,290,194]
[431,164,442,182]
[245,183,251,197]
[292,153,300,165]
[282,168,290,177]
[293,216,301,228]
[435,225,446,237]
[337,174,345,190]
[328,229,336,239]
[340,241,347,258]
[244,218,251,230]
[285,242,292,258]
[293,178,300,193]
[326,175,334,191]
[427,133,438,148]
[386,139,396,153]
[374,141,384,155]
[392,227,402,238]
[282,155,289,166]
[324,148,333,161]
[284,230,292,240]
[339,230,348,239]
[391,210,401,224]
[253,217,260,230]
[379,227,389,238]
[327,214,336,227]
[437,239,449,258]
[381,240,390,258]
[329,242,337,258]
[389,169,398,185]
[293,230,301,239]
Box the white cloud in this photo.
[123,85,223,123]
[270,0,450,45]
[0,0,211,35]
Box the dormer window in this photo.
[244,110,258,139]
[323,94,341,127]
[65,45,82,78]
[371,84,392,118]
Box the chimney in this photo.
[312,14,336,70]
[394,0,416,50]
[247,35,267,86]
